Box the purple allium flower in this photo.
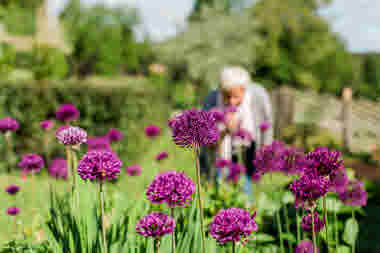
[227,163,246,184]
[146,171,196,207]
[55,104,80,122]
[18,154,44,173]
[329,168,349,193]
[301,211,325,233]
[77,150,122,182]
[232,128,253,147]
[126,164,142,176]
[296,240,319,253]
[145,125,161,138]
[86,136,111,151]
[338,180,367,206]
[253,140,286,176]
[280,147,309,176]
[259,121,271,132]
[5,185,20,195]
[168,108,219,148]
[290,172,329,209]
[155,152,168,162]
[209,107,225,123]
[210,208,258,245]
[107,128,124,143]
[0,117,19,133]
[136,212,175,239]
[56,126,87,146]
[215,158,231,169]
[49,158,68,180]
[305,147,344,177]
[6,207,20,216]
[40,120,54,131]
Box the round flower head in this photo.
[259,121,271,132]
[290,171,329,209]
[168,108,219,148]
[227,163,246,184]
[280,147,309,176]
[146,170,196,207]
[126,164,142,176]
[56,126,87,146]
[18,154,44,173]
[107,128,124,143]
[253,140,286,176]
[49,158,68,179]
[86,136,111,151]
[6,207,20,216]
[215,158,231,169]
[338,180,367,206]
[232,128,252,147]
[136,212,175,239]
[329,168,349,193]
[210,208,258,245]
[296,240,319,253]
[5,185,20,195]
[56,104,80,122]
[0,117,19,133]
[155,152,168,162]
[209,107,225,123]
[77,150,122,182]
[40,120,54,131]
[301,211,325,233]
[145,125,161,138]
[305,147,343,177]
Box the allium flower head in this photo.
[168,108,219,148]
[305,147,343,177]
[232,128,253,147]
[210,208,258,245]
[145,125,161,138]
[136,212,175,239]
[5,185,20,195]
[280,147,309,175]
[155,152,168,161]
[296,240,319,253]
[301,211,325,233]
[126,164,142,176]
[146,170,196,207]
[215,158,231,169]
[0,117,19,133]
[329,168,349,193]
[18,154,44,173]
[253,140,286,176]
[77,150,122,181]
[40,120,54,130]
[86,136,111,151]
[227,163,246,184]
[6,207,20,216]
[107,128,124,143]
[56,126,87,146]
[290,172,329,209]
[49,158,68,179]
[259,121,271,132]
[209,107,225,123]
[56,104,80,122]
[338,180,367,206]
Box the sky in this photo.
[48,0,380,53]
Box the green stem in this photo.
[155,239,160,253]
[352,210,355,253]
[71,150,79,208]
[232,241,236,253]
[312,208,317,253]
[284,204,293,252]
[324,197,329,252]
[195,145,206,253]
[276,209,285,253]
[297,209,301,244]
[99,182,108,253]
[171,207,176,253]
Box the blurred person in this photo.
[200,66,273,200]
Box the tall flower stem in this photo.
[99,182,108,253]
[5,134,13,173]
[296,209,301,244]
[194,145,206,253]
[171,207,176,253]
[276,209,285,253]
[351,210,355,253]
[283,204,293,252]
[232,241,236,253]
[71,150,79,209]
[323,197,329,252]
[334,200,339,252]
[154,239,160,253]
[312,207,317,253]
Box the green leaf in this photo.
[281,233,296,243]
[343,218,359,246]
[337,245,351,253]
[255,233,276,243]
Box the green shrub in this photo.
[0,43,15,78]
[0,5,36,36]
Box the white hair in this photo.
[220,66,251,90]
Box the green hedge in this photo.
[0,78,171,171]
